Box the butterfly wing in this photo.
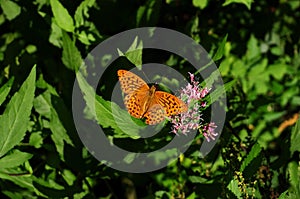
[124,84,151,118]
[118,70,151,118]
[144,91,187,125]
[144,104,166,125]
[117,70,149,95]
[154,91,187,116]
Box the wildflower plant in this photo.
[171,72,218,142]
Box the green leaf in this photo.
[227,178,242,199]
[0,0,21,20]
[213,34,228,61]
[205,79,236,107]
[62,31,82,71]
[0,169,36,191]
[188,176,208,183]
[290,117,300,155]
[136,0,161,26]
[287,161,300,196]
[74,0,95,27]
[50,0,74,32]
[118,36,143,68]
[29,131,43,148]
[0,150,33,169]
[246,34,260,60]
[33,90,74,160]
[223,0,252,10]
[76,72,146,138]
[240,143,262,172]
[0,77,14,106]
[0,66,36,158]
[193,0,208,10]
[268,63,288,80]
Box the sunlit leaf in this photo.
[0,66,36,158]
[50,0,74,32]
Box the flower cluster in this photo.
[171,73,218,142]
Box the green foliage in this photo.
[0,66,36,158]
[0,0,299,198]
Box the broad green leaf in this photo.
[49,21,62,48]
[0,66,36,158]
[50,0,74,32]
[290,117,300,155]
[0,77,14,106]
[0,150,33,169]
[268,63,288,80]
[193,0,208,10]
[227,178,242,199]
[240,143,262,172]
[213,34,228,61]
[0,0,21,20]
[0,169,36,191]
[62,31,83,71]
[76,72,145,138]
[118,36,143,68]
[246,34,260,60]
[33,90,74,160]
[287,161,300,197]
[223,0,252,10]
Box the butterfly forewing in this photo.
[117,70,149,94]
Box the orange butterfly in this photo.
[117,69,187,125]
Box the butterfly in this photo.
[117,69,187,125]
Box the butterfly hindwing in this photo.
[124,84,151,118]
[144,104,166,125]
[154,91,187,116]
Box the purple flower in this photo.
[170,73,217,142]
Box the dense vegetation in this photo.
[0,0,299,198]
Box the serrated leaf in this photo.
[227,179,242,199]
[213,34,228,61]
[74,0,95,27]
[0,66,36,158]
[240,143,262,172]
[62,31,82,71]
[0,77,14,106]
[0,0,21,20]
[0,150,33,169]
[50,0,74,32]
[290,117,300,155]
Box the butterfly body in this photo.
[118,69,187,125]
